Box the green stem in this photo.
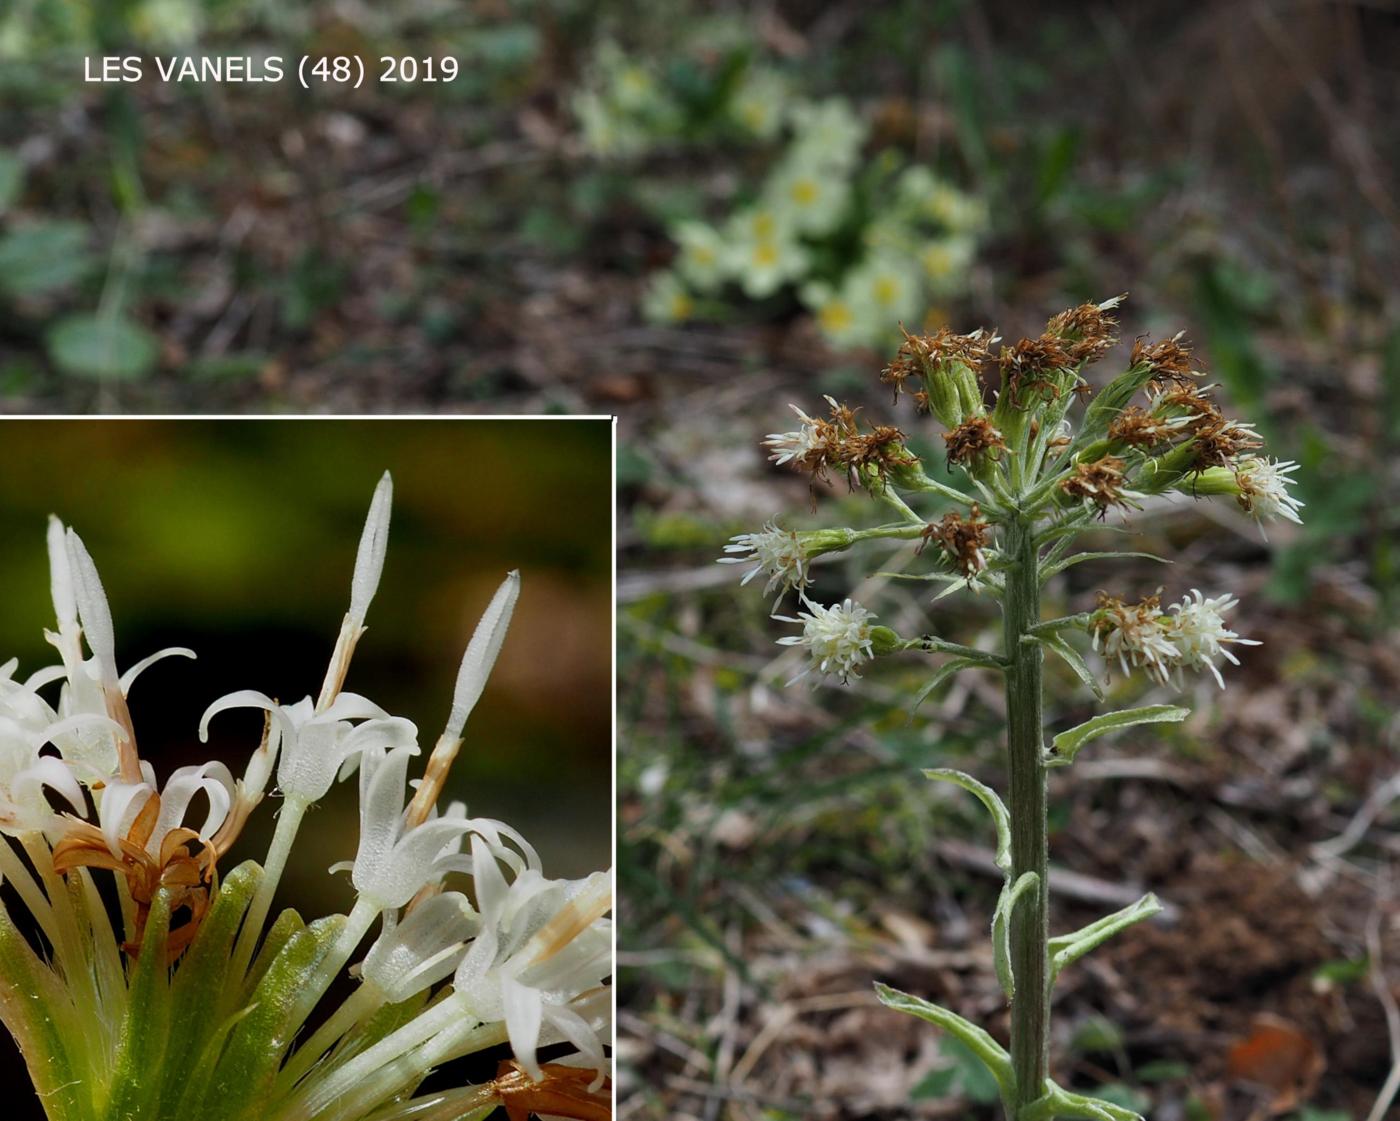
[228,796,308,997]
[1002,514,1049,1113]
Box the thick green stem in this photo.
[1002,514,1049,1113]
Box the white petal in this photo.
[198,689,290,743]
[65,530,117,680]
[46,516,76,629]
[98,782,154,855]
[445,572,519,741]
[501,973,545,1081]
[119,647,196,697]
[349,472,393,627]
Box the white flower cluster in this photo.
[774,597,877,685]
[1092,589,1259,689]
[1234,455,1305,529]
[719,520,810,604]
[0,475,611,1119]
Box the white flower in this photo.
[840,253,922,331]
[788,99,867,171]
[641,270,694,324]
[86,758,236,861]
[672,220,728,294]
[775,597,876,684]
[1091,596,1180,685]
[43,522,194,783]
[763,399,831,466]
[1165,590,1260,688]
[198,690,416,806]
[719,521,809,603]
[729,66,788,140]
[340,746,537,911]
[1234,456,1304,530]
[801,282,871,349]
[453,835,612,1085]
[0,668,85,835]
[361,891,477,1003]
[766,159,850,237]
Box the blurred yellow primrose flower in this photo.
[0,474,612,1121]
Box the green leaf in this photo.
[0,150,23,214]
[0,220,94,295]
[873,983,1013,1106]
[1040,551,1169,581]
[1047,706,1188,767]
[1021,1081,1146,1121]
[911,657,979,714]
[1049,894,1163,982]
[923,768,1012,873]
[46,313,160,381]
[1032,632,1104,701]
[991,872,1040,999]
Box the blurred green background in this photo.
[0,418,613,895]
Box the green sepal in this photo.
[991,872,1040,1000]
[923,768,1012,873]
[159,861,263,1113]
[1046,706,1188,767]
[106,889,174,1121]
[1020,1080,1146,1121]
[1029,633,1104,701]
[199,913,347,1121]
[0,902,85,1121]
[874,982,1014,1106]
[1039,550,1168,582]
[1049,893,1163,983]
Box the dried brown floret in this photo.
[832,424,917,487]
[1188,418,1263,471]
[1156,385,1224,432]
[1046,297,1121,364]
[999,334,1079,404]
[911,389,932,415]
[943,416,1007,466]
[919,504,991,575]
[1108,405,1181,448]
[1132,334,1199,392]
[1061,455,1139,511]
[883,326,992,402]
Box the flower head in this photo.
[775,597,877,684]
[719,521,810,604]
[1166,589,1260,688]
[1090,593,1179,685]
[454,837,613,1085]
[1233,455,1304,530]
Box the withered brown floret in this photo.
[943,416,1007,467]
[1046,298,1120,364]
[999,334,1079,405]
[919,504,991,576]
[1188,418,1262,471]
[832,424,917,488]
[1156,385,1224,433]
[1108,405,1180,448]
[883,326,991,403]
[1132,334,1198,391]
[1061,455,1137,511]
